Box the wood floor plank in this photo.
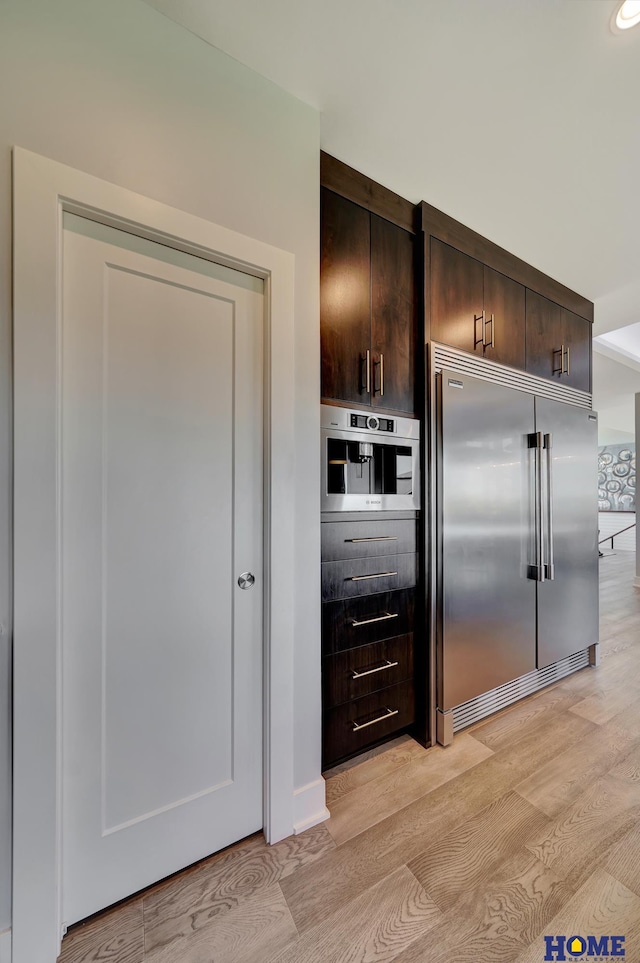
[605,823,640,897]
[469,686,587,751]
[384,851,570,963]
[408,792,549,913]
[144,823,334,954]
[514,868,640,963]
[326,733,493,846]
[59,899,143,963]
[265,866,440,963]
[524,769,640,885]
[324,734,427,807]
[569,684,638,726]
[280,711,594,933]
[515,721,635,817]
[144,884,297,963]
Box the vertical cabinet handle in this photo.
[364,349,371,393]
[485,313,495,349]
[474,310,485,348]
[564,345,570,376]
[371,353,385,397]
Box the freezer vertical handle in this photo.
[528,432,545,581]
[544,433,555,580]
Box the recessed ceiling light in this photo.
[612,0,640,33]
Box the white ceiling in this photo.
[142,0,640,418]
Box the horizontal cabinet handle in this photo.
[349,571,397,582]
[352,659,399,680]
[352,707,399,732]
[350,612,398,627]
[346,536,398,543]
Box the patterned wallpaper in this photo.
[598,444,636,512]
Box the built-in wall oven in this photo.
[321,404,420,512]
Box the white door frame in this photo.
[12,147,296,963]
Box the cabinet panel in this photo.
[321,518,416,562]
[371,215,416,414]
[322,588,415,654]
[321,189,371,404]
[430,237,483,354]
[483,266,525,369]
[323,679,415,768]
[525,292,591,392]
[321,553,417,602]
[524,290,562,382]
[323,634,414,708]
[560,308,591,393]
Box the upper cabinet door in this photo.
[560,308,591,393]
[371,214,416,414]
[525,291,591,392]
[321,189,371,405]
[430,238,483,355]
[482,266,525,370]
[524,290,562,381]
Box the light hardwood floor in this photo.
[59,551,640,963]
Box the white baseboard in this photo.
[292,778,330,835]
[0,928,11,963]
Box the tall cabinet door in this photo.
[321,189,371,405]
[535,398,598,668]
[483,266,525,370]
[439,371,536,710]
[430,238,483,354]
[371,214,416,413]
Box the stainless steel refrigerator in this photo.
[437,368,599,713]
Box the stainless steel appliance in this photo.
[437,368,598,714]
[321,404,420,512]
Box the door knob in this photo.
[237,572,255,590]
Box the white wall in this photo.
[0,0,320,932]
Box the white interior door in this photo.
[60,213,264,926]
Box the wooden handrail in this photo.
[598,522,636,549]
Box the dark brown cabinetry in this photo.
[525,290,591,392]
[321,188,417,415]
[430,238,525,369]
[321,513,417,769]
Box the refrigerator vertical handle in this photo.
[528,432,545,581]
[544,433,555,580]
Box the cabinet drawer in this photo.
[323,635,413,709]
[322,518,416,562]
[321,553,416,602]
[323,679,415,769]
[322,588,415,654]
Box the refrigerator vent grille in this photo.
[452,649,591,733]
[432,344,592,409]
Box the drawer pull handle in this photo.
[349,571,397,582]
[346,536,398,543]
[352,659,399,680]
[352,707,399,732]
[350,612,398,627]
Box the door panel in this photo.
[483,266,525,369]
[371,214,416,413]
[560,308,591,393]
[321,188,371,405]
[536,399,598,668]
[61,215,264,925]
[525,290,563,381]
[430,238,483,355]
[439,372,536,710]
